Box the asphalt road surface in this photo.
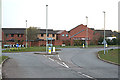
[2,47,119,79]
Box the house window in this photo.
[41,34,44,37]
[21,34,23,37]
[62,34,64,36]
[66,34,68,37]
[17,34,20,37]
[52,34,55,37]
[6,34,9,37]
[11,34,14,37]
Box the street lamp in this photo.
[86,16,88,48]
[26,20,27,48]
[103,11,106,55]
[46,5,48,53]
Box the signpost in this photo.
[46,5,48,53]
[103,11,106,55]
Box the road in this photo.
[2,47,119,79]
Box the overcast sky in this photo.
[2,0,119,31]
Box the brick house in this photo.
[2,28,27,47]
[95,30,113,37]
[32,29,57,46]
[68,24,95,46]
[2,25,101,47]
[56,30,69,41]
[37,29,57,40]
[55,30,70,46]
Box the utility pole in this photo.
[86,16,88,48]
[46,5,48,53]
[26,20,27,48]
[0,0,2,57]
[103,11,106,55]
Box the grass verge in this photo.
[2,47,61,53]
[0,56,9,64]
[98,49,120,65]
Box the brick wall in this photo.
[57,30,69,41]
[54,40,62,46]
[69,24,95,45]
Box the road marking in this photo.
[44,55,96,80]
[48,57,69,68]
[78,72,96,80]
[57,62,65,67]
[58,55,61,60]
[48,58,54,61]
[43,55,47,58]
[58,55,69,68]
[62,62,69,68]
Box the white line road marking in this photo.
[78,72,95,79]
[57,62,65,67]
[58,55,69,68]
[58,55,61,60]
[48,57,69,68]
[62,62,69,68]
[45,55,96,80]
[48,58,54,61]
[43,55,47,58]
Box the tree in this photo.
[98,36,104,45]
[26,27,39,41]
[90,31,101,45]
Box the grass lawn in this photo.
[2,47,61,53]
[98,49,120,65]
[0,56,9,64]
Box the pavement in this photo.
[2,47,120,79]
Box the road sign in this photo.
[102,39,107,44]
[16,44,19,48]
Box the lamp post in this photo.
[26,20,27,48]
[103,11,106,55]
[46,5,48,53]
[86,16,88,48]
[0,0,1,57]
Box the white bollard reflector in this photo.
[53,47,55,52]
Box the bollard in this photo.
[106,44,108,48]
[83,44,84,48]
[53,47,55,52]
[48,47,51,54]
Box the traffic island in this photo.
[34,52,58,55]
[97,49,120,66]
